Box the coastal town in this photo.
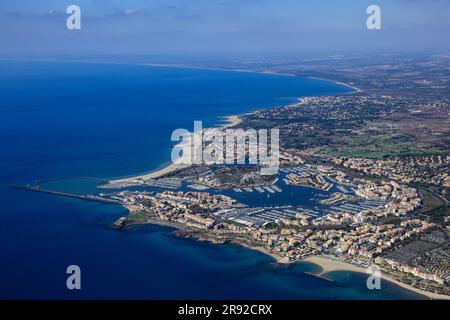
[99,54,450,298]
[16,53,450,299]
[106,155,449,297]
[5,0,450,306]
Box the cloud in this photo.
[124,9,136,15]
[1,0,449,55]
[105,8,139,18]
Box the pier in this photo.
[10,184,123,205]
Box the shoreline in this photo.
[9,58,448,300]
[2,58,297,78]
[306,76,362,94]
[105,113,242,187]
[143,63,362,95]
[14,58,361,188]
[44,59,443,299]
[120,206,449,301]
[121,205,288,264]
[104,67,359,186]
[217,114,242,128]
[230,241,450,300]
[104,76,359,187]
[4,57,362,100]
[302,256,450,300]
[105,162,192,187]
[143,63,297,78]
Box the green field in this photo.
[322,133,441,159]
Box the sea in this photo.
[0,60,425,299]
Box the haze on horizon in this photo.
[1,0,449,57]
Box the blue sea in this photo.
[0,61,424,299]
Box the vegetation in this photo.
[128,211,149,221]
[322,133,441,159]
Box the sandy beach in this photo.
[119,202,450,301]
[103,114,241,188]
[334,81,362,94]
[305,76,362,94]
[102,162,192,188]
[101,70,445,300]
[106,102,449,300]
[218,114,242,128]
[304,255,450,300]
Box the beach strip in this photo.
[304,255,450,300]
[103,114,241,188]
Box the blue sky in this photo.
[1,0,449,56]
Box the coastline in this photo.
[104,60,438,298]
[104,73,359,188]
[105,113,242,187]
[5,58,362,95]
[8,59,449,300]
[87,61,444,299]
[143,63,297,78]
[218,114,242,128]
[306,76,362,94]
[10,59,362,189]
[121,205,449,300]
[121,204,288,264]
[106,162,192,186]
[143,63,363,95]
[303,255,450,300]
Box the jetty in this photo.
[303,271,336,283]
[10,184,123,205]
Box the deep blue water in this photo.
[0,61,424,299]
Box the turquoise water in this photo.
[0,61,424,299]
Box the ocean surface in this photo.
[0,61,424,299]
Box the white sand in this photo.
[304,255,450,300]
[220,115,242,128]
[108,163,192,185]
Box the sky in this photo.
[1,0,449,57]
